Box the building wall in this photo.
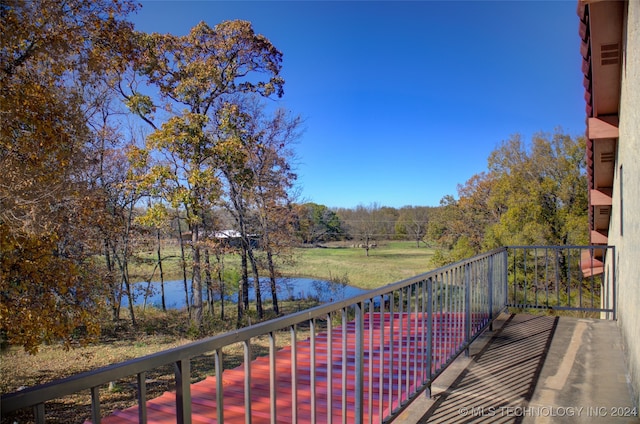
[608,0,640,408]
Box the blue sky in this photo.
[131,1,585,209]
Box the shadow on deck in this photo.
[397,313,639,423]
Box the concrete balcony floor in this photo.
[397,313,639,423]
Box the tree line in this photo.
[295,203,434,253]
[297,131,589,264]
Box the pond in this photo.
[125,277,368,310]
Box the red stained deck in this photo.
[95,312,486,424]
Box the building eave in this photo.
[578,0,624,244]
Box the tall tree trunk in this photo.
[191,224,203,329]
[109,225,134,326]
[236,283,243,326]
[241,248,249,311]
[104,239,120,321]
[246,244,263,319]
[237,249,246,326]
[157,228,166,312]
[122,260,136,327]
[216,250,226,321]
[177,224,191,317]
[266,249,279,315]
[204,248,214,315]
[110,244,124,322]
[122,203,136,326]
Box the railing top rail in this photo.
[0,247,507,413]
[506,245,615,249]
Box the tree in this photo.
[214,99,301,319]
[215,102,266,320]
[125,21,284,329]
[82,86,154,326]
[135,200,174,312]
[295,203,344,244]
[484,131,588,247]
[241,103,301,316]
[340,204,382,256]
[456,172,501,251]
[0,0,136,352]
[396,206,432,247]
[430,131,588,266]
[96,143,142,325]
[376,206,400,240]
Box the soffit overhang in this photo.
[578,0,624,245]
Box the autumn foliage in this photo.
[428,131,588,266]
[1,0,302,351]
[0,0,138,352]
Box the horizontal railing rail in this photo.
[505,245,615,319]
[3,245,613,423]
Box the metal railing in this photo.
[1,246,614,423]
[505,246,615,319]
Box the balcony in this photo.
[2,246,637,423]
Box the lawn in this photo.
[280,241,436,289]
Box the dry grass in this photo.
[1,302,317,424]
[1,309,190,424]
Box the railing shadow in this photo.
[420,314,558,423]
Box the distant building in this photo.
[578,0,640,407]
[177,229,260,248]
[213,229,260,249]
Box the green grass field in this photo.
[280,241,436,289]
[128,240,435,290]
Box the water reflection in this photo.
[125,278,366,309]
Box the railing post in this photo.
[378,295,384,420]
[215,349,224,424]
[413,285,419,391]
[326,313,333,424]
[488,255,494,331]
[291,325,298,424]
[503,248,509,309]
[368,299,374,422]
[355,301,364,424]
[465,263,471,357]
[269,332,277,424]
[310,319,317,424]
[91,386,101,424]
[244,340,252,424]
[387,294,394,410]
[137,372,147,424]
[34,403,45,424]
[396,288,404,405]
[175,358,192,424]
[341,308,348,423]
[425,278,433,399]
